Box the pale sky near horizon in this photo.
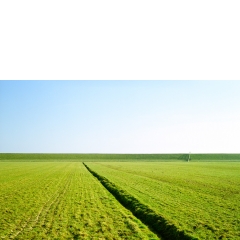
[0,80,239,153]
[1,1,240,153]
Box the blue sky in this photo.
[0,80,240,153]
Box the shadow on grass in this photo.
[83,162,198,240]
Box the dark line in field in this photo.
[83,162,198,240]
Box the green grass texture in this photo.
[87,162,240,239]
[0,162,158,239]
[1,153,240,162]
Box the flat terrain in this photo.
[87,162,240,239]
[1,154,239,239]
[0,162,157,239]
[1,153,240,162]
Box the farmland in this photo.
[1,153,240,162]
[86,162,240,239]
[0,162,158,239]
[0,154,240,239]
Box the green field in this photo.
[0,154,239,239]
[1,153,240,162]
[86,162,240,239]
[0,162,157,239]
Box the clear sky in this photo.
[0,80,240,153]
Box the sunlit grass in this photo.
[0,162,158,239]
[87,162,240,239]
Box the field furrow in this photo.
[86,162,240,239]
[0,162,158,239]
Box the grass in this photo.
[0,162,158,239]
[1,154,239,239]
[86,162,240,239]
[0,153,240,162]
[84,163,195,240]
